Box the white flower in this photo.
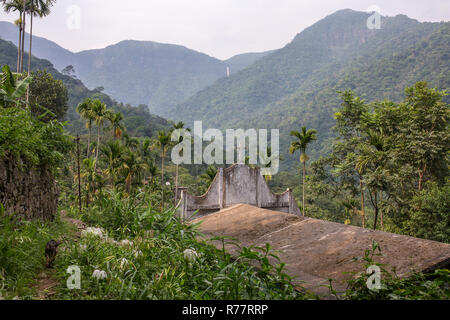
[119,258,129,269]
[183,249,198,262]
[92,269,107,280]
[134,250,143,258]
[81,227,105,238]
[166,181,171,186]
[79,244,87,251]
[119,239,133,247]
[102,236,117,245]
[12,296,20,300]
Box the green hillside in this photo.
[165,10,450,169]
[0,38,170,138]
[0,22,271,114]
[225,51,273,74]
[71,40,228,114]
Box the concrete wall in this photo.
[176,164,301,220]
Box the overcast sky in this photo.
[1,0,449,60]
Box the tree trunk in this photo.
[86,192,90,208]
[87,122,92,157]
[28,14,32,74]
[94,125,100,170]
[302,161,306,217]
[21,13,26,73]
[126,174,131,194]
[17,13,22,73]
[360,178,366,228]
[76,135,82,214]
[380,192,384,231]
[85,182,90,208]
[372,192,378,230]
[26,14,33,105]
[161,153,165,186]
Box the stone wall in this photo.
[0,153,59,220]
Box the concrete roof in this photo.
[192,204,450,297]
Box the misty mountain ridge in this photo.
[0,20,272,113]
[163,9,449,169]
[0,37,171,138]
[1,8,448,171]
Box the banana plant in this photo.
[0,65,32,107]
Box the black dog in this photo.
[45,240,61,268]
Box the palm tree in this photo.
[106,111,124,139]
[122,133,139,151]
[146,159,158,185]
[80,157,100,207]
[121,150,146,194]
[155,130,171,185]
[356,129,387,230]
[138,138,158,185]
[154,130,171,210]
[14,17,22,72]
[76,98,96,157]
[341,197,359,225]
[289,127,317,217]
[26,1,55,75]
[344,152,367,228]
[139,138,152,158]
[90,99,109,169]
[171,121,190,204]
[2,0,25,72]
[100,140,123,188]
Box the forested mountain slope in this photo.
[0,22,270,113]
[166,9,450,169]
[0,21,74,71]
[0,38,170,137]
[225,51,273,75]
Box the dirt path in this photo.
[34,211,87,300]
[61,210,87,238]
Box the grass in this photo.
[0,204,74,299]
[1,190,448,300]
[52,190,309,300]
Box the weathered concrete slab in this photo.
[192,204,450,297]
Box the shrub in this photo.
[55,190,309,300]
[332,241,450,300]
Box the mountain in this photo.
[225,51,273,74]
[0,21,74,71]
[0,21,270,115]
[72,40,228,114]
[164,9,450,169]
[0,38,171,138]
